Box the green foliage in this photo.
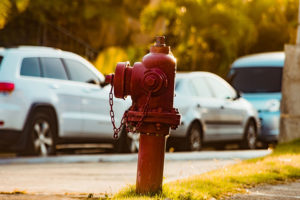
[0,0,10,29]
[94,47,128,75]
[245,0,298,53]
[140,0,297,76]
[0,0,29,29]
[0,0,298,76]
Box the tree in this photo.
[0,0,149,57]
[0,0,298,76]
[245,0,298,54]
[0,0,29,29]
[141,0,256,76]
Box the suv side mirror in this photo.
[100,81,109,87]
[233,89,242,100]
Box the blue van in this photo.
[228,52,284,146]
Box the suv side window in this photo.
[183,80,197,96]
[191,76,213,98]
[20,57,41,77]
[206,76,236,99]
[40,57,68,80]
[63,59,99,84]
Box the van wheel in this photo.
[241,120,257,150]
[23,111,56,156]
[186,123,202,151]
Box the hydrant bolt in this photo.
[155,36,166,47]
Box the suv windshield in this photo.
[229,67,282,93]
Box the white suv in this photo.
[0,46,130,156]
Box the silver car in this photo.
[169,72,260,151]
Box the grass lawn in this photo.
[110,139,300,200]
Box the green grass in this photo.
[110,139,300,200]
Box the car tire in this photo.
[241,120,257,150]
[22,110,57,156]
[186,123,202,151]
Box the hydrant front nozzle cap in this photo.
[155,36,166,47]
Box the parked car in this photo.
[0,46,132,156]
[228,52,284,146]
[168,72,260,151]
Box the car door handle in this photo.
[89,87,100,92]
[197,104,201,108]
[82,99,88,105]
[83,88,99,93]
[220,105,225,109]
[50,84,59,89]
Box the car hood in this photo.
[241,92,281,111]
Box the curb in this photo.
[0,150,271,165]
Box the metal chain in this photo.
[109,78,127,139]
[131,91,152,133]
[108,76,152,139]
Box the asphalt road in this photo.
[0,150,270,199]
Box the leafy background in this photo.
[0,0,298,77]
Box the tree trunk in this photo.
[279,45,300,142]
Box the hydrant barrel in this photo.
[136,134,166,194]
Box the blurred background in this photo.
[0,0,298,77]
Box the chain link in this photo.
[108,76,152,139]
[109,77,127,139]
[132,91,152,133]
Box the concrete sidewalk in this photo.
[1,180,299,199]
[230,180,300,200]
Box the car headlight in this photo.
[266,99,280,112]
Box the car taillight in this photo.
[0,82,15,92]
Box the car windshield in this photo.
[229,67,282,93]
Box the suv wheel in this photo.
[24,111,56,156]
[186,123,202,151]
[241,120,257,150]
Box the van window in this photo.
[40,57,68,80]
[20,57,41,77]
[230,67,282,93]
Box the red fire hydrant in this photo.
[105,36,180,194]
